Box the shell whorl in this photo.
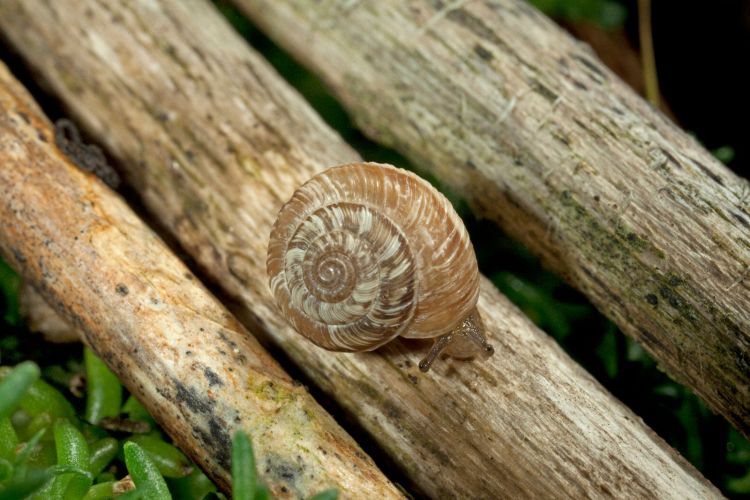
[267,162,480,352]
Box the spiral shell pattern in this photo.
[267,162,480,351]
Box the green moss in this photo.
[252,379,296,405]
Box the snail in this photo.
[266,162,494,372]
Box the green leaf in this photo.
[166,468,217,500]
[0,361,40,418]
[0,417,19,461]
[253,484,270,500]
[309,488,339,500]
[0,467,52,500]
[122,395,156,426]
[123,441,172,499]
[711,145,735,164]
[81,480,115,500]
[84,348,123,424]
[125,434,193,478]
[87,437,119,476]
[14,428,46,469]
[18,377,76,419]
[528,0,626,29]
[54,419,90,468]
[232,430,257,500]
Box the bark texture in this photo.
[20,283,80,343]
[233,0,750,436]
[0,0,723,497]
[0,61,400,499]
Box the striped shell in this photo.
[267,162,480,352]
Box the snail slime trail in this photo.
[267,162,494,372]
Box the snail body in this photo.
[267,162,493,371]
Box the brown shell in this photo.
[266,162,480,352]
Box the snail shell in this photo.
[267,162,491,367]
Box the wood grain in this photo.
[0,0,722,497]
[0,61,400,499]
[233,0,750,437]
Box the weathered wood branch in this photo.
[232,0,750,437]
[0,0,722,497]
[0,61,400,499]
[20,284,80,343]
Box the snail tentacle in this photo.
[418,308,494,372]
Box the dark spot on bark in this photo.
[11,247,27,264]
[186,350,192,356]
[204,367,223,387]
[571,78,588,91]
[55,119,121,189]
[733,212,750,228]
[445,8,511,53]
[473,44,493,61]
[155,111,169,122]
[37,129,47,142]
[570,53,607,83]
[207,416,231,468]
[668,275,682,287]
[659,286,684,310]
[636,327,665,350]
[115,283,129,296]
[407,374,418,385]
[645,294,658,307]
[155,386,171,401]
[263,453,304,485]
[465,160,478,170]
[17,111,30,124]
[39,257,52,280]
[691,158,724,185]
[529,78,558,103]
[593,195,600,202]
[658,147,682,169]
[174,380,214,414]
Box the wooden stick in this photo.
[0,0,722,497]
[232,0,750,437]
[20,284,80,343]
[0,61,401,499]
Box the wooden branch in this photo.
[0,0,722,497]
[20,284,80,343]
[232,0,750,437]
[0,62,400,499]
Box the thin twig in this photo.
[638,0,660,107]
